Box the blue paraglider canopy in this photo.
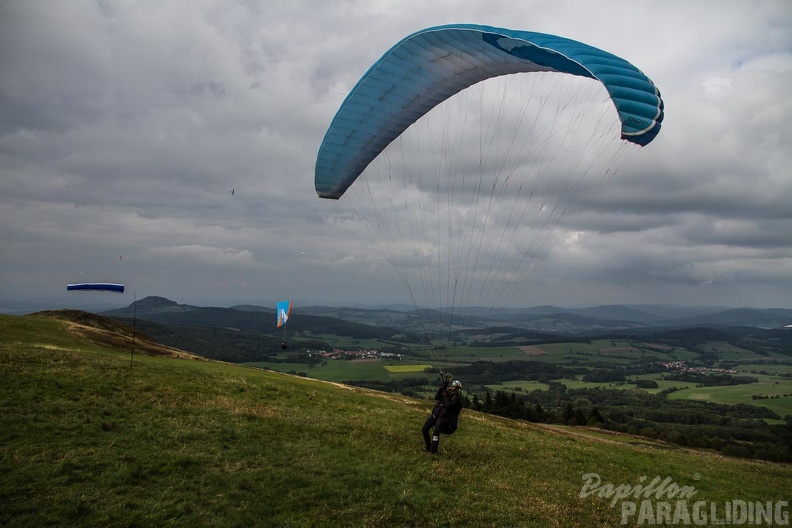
[315,23,664,200]
[67,283,125,294]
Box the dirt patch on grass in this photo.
[640,342,674,350]
[33,309,206,360]
[519,346,546,356]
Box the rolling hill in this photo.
[92,297,792,363]
[102,296,406,341]
[1,310,791,527]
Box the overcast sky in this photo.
[1,0,791,312]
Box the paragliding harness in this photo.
[423,371,462,453]
[432,372,458,426]
[432,372,453,412]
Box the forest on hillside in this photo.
[346,359,792,463]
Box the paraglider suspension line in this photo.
[130,290,136,370]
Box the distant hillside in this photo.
[298,303,792,331]
[564,305,665,324]
[488,304,792,329]
[5,295,790,331]
[486,305,658,325]
[668,308,792,329]
[516,311,648,330]
[2,312,791,527]
[29,310,204,360]
[270,305,420,329]
[620,304,733,319]
[112,317,312,363]
[102,297,407,341]
[92,297,792,362]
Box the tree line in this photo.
[346,360,791,463]
[469,382,791,463]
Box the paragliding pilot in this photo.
[280,341,289,350]
[422,373,463,454]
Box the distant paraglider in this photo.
[277,300,292,349]
[66,283,125,293]
[66,281,135,368]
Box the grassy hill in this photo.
[2,312,791,527]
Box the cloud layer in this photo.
[1,0,790,309]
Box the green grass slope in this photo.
[1,313,790,527]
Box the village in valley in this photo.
[659,360,737,375]
[306,348,405,361]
